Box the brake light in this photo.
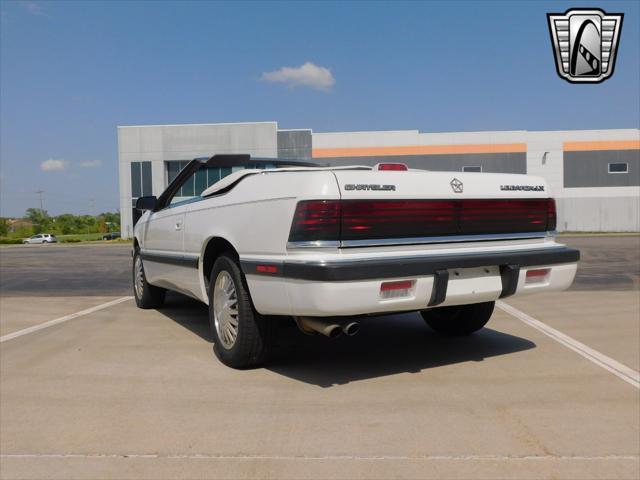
[375,163,408,171]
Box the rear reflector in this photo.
[525,268,550,284]
[380,280,414,291]
[256,265,279,274]
[375,163,408,171]
[380,280,414,298]
[288,198,557,243]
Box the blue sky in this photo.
[1,0,638,217]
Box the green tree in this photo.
[25,208,50,234]
[0,218,9,237]
[53,214,76,234]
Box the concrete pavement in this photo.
[0,237,638,479]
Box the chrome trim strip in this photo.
[340,232,554,247]
[288,232,556,249]
[287,240,341,249]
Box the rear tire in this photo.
[208,253,274,369]
[132,249,166,309]
[421,301,494,336]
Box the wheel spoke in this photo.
[134,256,145,299]
[213,270,240,349]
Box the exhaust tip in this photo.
[342,322,360,336]
[295,317,345,338]
[327,325,343,338]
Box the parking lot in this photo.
[0,236,638,479]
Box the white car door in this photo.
[140,204,188,293]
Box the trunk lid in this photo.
[332,169,550,200]
[287,169,556,247]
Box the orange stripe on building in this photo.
[312,143,527,158]
[563,140,640,152]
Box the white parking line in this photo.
[0,297,133,343]
[1,453,638,460]
[497,301,640,389]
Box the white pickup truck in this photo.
[133,154,579,368]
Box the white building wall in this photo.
[118,124,639,237]
[525,129,639,231]
[312,130,529,148]
[313,128,640,232]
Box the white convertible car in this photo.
[133,154,579,368]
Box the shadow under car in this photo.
[156,293,536,388]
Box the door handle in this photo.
[175,221,183,231]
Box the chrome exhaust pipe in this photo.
[295,317,342,338]
[342,322,360,336]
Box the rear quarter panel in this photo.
[182,170,340,302]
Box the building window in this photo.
[608,162,628,174]
[130,161,153,198]
[130,161,153,226]
[463,166,482,172]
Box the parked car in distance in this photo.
[23,233,57,244]
[102,232,121,241]
[132,154,580,369]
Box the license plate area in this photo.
[437,266,502,307]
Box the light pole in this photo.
[35,190,44,212]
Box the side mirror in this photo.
[135,196,158,211]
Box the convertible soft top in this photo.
[194,154,323,168]
[197,154,375,198]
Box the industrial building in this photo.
[117,122,639,238]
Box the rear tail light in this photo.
[375,163,408,171]
[380,280,415,298]
[289,198,557,244]
[547,198,557,231]
[525,268,551,284]
[288,200,341,243]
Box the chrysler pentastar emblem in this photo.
[450,178,463,193]
[547,8,623,84]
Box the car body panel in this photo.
[134,162,578,314]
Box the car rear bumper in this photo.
[242,246,579,316]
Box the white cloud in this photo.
[262,62,335,91]
[40,159,69,172]
[79,160,102,168]
[23,2,48,17]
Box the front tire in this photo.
[132,249,166,309]
[421,301,494,336]
[208,253,274,369]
